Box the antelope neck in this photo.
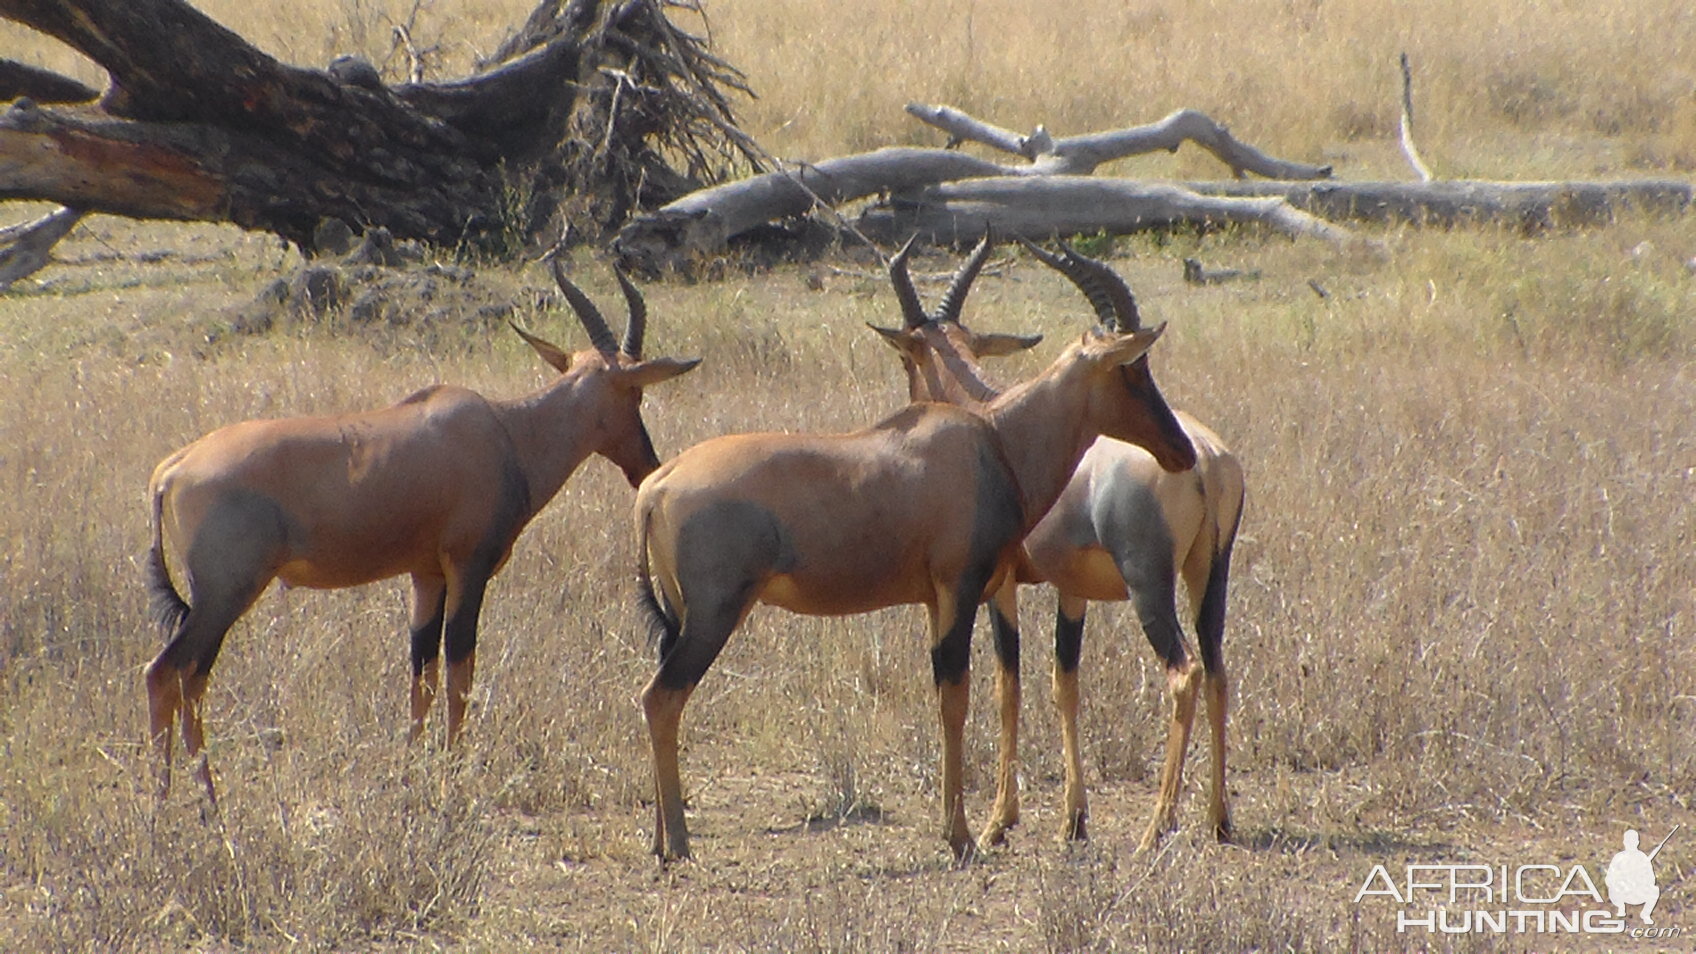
[984,369,1097,534]
[493,376,602,514]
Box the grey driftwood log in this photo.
[616,102,1693,274]
[614,104,1342,271]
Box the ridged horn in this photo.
[887,235,928,330]
[550,257,619,355]
[934,228,995,325]
[1017,238,1142,332]
[614,265,647,358]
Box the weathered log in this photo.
[1181,179,1694,229]
[614,105,1340,270]
[0,0,756,253]
[617,98,1694,274]
[612,148,1024,266]
[856,177,1361,247]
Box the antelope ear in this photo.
[1084,321,1166,366]
[868,322,924,357]
[624,356,702,388]
[511,321,574,373]
[1107,322,1166,366]
[970,331,1042,357]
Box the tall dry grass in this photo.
[3,221,1692,951]
[1,0,1691,177]
[1,0,1694,950]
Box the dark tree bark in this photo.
[0,0,757,254]
[0,59,97,104]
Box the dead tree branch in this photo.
[905,104,1335,179]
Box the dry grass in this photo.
[3,0,1696,951]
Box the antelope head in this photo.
[869,233,1043,405]
[1019,238,1196,473]
[511,259,701,486]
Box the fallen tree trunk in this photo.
[856,177,1360,247]
[615,105,1335,271]
[0,0,757,255]
[616,101,1693,274]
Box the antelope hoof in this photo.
[948,833,979,867]
[977,815,1018,849]
[1213,815,1233,844]
[1064,811,1088,842]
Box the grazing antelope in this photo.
[873,236,1244,852]
[632,244,1196,863]
[144,262,699,803]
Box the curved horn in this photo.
[1017,238,1142,332]
[614,265,647,358]
[934,228,995,325]
[550,257,619,355]
[887,235,929,330]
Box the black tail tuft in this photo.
[145,543,190,636]
[635,570,679,651]
[145,485,189,636]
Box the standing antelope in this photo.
[873,236,1244,852]
[632,244,1196,862]
[144,261,699,802]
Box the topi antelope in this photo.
[144,261,699,803]
[873,236,1244,852]
[632,243,1196,863]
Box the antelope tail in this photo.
[145,482,190,635]
[634,507,679,650]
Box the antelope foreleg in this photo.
[407,576,447,743]
[979,582,1022,848]
[937,675,972,862]
[410,658,440,743]
[930,588,976,863]
[1138,662,1202,852]
[1053,595,1089,840]
[444,654,476,745]
[441,570,489,746]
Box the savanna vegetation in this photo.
[1,0,1693,951]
